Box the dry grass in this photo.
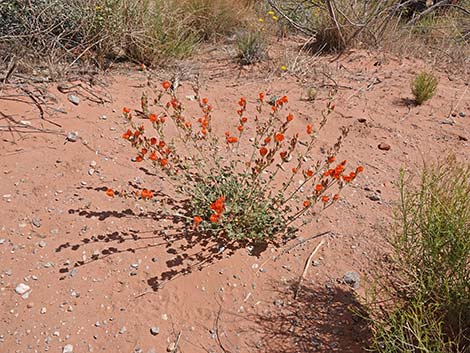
[0,0,254,77]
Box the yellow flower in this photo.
[258,18,264,23]
[272,15,278,21]
[280,65,287,71]
[267,10,275,15]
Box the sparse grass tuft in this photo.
[411,72,438,105]
[367,157,470,353]
[236,30,267,65]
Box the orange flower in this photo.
[238,97,246,107]
[149,114,157,122]
[315,184,323,192]
[356,166,364,173]
[193,216,203,225]
[225,131,230,137]
[105,188,114,197]
[275,133,284,142]
[280,151,287,159]
[134,130,140,138]
[160,158,168,167]
[159,141,166,148]
[276,96,288,105]
[149,152,157,161]
[150,137,157,145]
[303,200,311,208]
[162,81,171,90]
[226,136,238,144]
[286,114,294,122]
[141,189,153,199]
[201,97,208,105]
[260,147,268,156]
[306,169,314,177]
[185,121,192,128]
[321,195,330,203]
[264,136,271,144]
[328,156,335,164]
[241,117,248,123]
[306,124,313,134]
[123,107,131,114]
[210,196,225,215]
[141,148,148,155]
[259,92,265,102]
[210,214,220,223]
[292,167,298,173]
[122,129,132,140]
[237,125,244,132]
[135,155,143,162]
[160,116,166,123]
[333,194,340,201]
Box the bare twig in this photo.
[266,0,316,37]
[407,0,452,25]
[326,0,347,49]
[294,239,326,299]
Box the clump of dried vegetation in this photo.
[1,0,468,79]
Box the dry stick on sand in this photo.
[294,239,326,300]
[258,230,331,270]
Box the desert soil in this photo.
[1,48,469,353]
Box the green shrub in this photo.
[236,30,267,65]
[411,72,438,105]
[367,157,470,353]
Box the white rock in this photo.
[15,283,30,295]
[63,344,74,353]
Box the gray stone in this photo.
[343,271,361,289]
[38,240,46,248]
[66,132,78,142]
[119,326,127,334]
[368,194,381,202]
[63,344,74,353]
[68,95,80,105]
[459,112,466,118]
[150,327,160,336]
[32,218,41,228]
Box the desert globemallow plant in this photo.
[106,81,363,244]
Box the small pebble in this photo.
[63,344,74,353]
[378,142,391,151]
[67,132,78,142]
[150,327,160,336]
[68,95,80,105]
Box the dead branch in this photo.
[266,0,316,37]
[294,239,326,299]
[407,0,452,25]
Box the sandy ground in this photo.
[0,48,469,353]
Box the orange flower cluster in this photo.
[141,189,153,199]
[210,195,225,223]
[225,132,238,144]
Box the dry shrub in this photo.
[0,0,254,77]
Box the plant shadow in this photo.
[244,280,371,353]
[60,184,269,290]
